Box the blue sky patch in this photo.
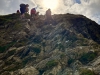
[76,0,81,4]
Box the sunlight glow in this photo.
[43,0,58,9]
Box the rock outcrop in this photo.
[0,13,100,75]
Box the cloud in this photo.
[0,0,37,14]
[70,0,100,24]
[55,0,100,24]
[0,0,100,24]
[63,0,76,6]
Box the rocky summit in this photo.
[0,13,100,75]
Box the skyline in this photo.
[0,0,100,24]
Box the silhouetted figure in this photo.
[25,4,29,13]
[31,8,39,20]
[45,9,56,25]
[20,3,29,19]
[16,10,20,14]
[31,8,36,19]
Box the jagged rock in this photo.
[89,56,100,74]
[57,68,73,75]
[13,57,22,63]
[70,60,82,70]
[17,31,28,38]
[43,65,61,75]
[3,64,16,71]
[0,53,6,59]
[1,71,10,75]
[11,66,39,75]
[0,13,100,75]
[8,47,17,51]
[15,46,25,56]
[0,60,5,71]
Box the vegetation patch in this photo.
[4,57,32,72]
[30,46,41,54]
[33,35,42,43]
[92,43,99,49]
[79,51,97,64]
[22,57,33,66]
[46,60,58,69]
[58,43,65,51]
[4,62,23,72]
[12,22,22,31]
[0,14,20,20]
[80,69,95,75]
[55,43,65,51]
[0,14,20,25]
[0,18,11,25]
[0,46,6,53]
[15,40,28,47]
[0,42,16,53]
[7,49,16,57]
[78,38,89,46]
[60,54,66,59]
[68,58,75,65]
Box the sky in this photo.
[0,0,100,24]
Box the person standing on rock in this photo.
[16,10,20,14]
[30,8,36,19]
[20,3,29,19]
[30,8,39,20]
[45,9,55,25]
[25,4,29,13]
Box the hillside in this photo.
[0,13,100,75]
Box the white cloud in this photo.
[62,0,100,24]
[0,0,100,24]
[63,0,76,6]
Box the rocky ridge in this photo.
[0,13,100,75]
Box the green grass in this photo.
[0,14,20,19]
[80,69,95,75]
[30,46,41,54]
[22,57,31,66]
[79,51,97,64]
[58,43,65,51]
[0,18,11,25]
[46,60,58,69]
[4,62,23,72]
[0,42,16,53]
[68,58,75,65]
[0,14,20,25]
[33,35,42,43]
[55,43,65,51]
[60,54,66,59]
[0,46,6,53]
[78,38,89,46]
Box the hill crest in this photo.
[0,13,100,75]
